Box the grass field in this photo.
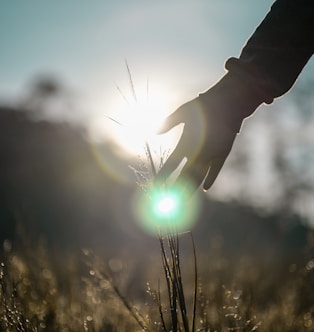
[1,228,313,332]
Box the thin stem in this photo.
[156,279,168,332]
[114,81,130,105]
[146,141,156,177]
[158,234,173,314]
[104,271,149,331]
[125,59,137,103]
[191,232,198,332]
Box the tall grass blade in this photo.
[156,280,168,332]
[190,232,197,332]
[145,142,157,177]
[104,271,149,331]
[114,81,130,105]
[125,59,138,103]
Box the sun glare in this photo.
[107,84,180,158]
[86,80,183,185]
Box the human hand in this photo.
[155,98,237,192]
[155,73,263,193]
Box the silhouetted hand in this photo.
[155,73,263,192]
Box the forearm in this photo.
[226,0,314,104]
[199,0,314,133]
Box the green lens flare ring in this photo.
[133,181,201,236]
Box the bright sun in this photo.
[107,84,181,158]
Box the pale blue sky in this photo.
[0,0,274,109]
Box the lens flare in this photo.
[133,180,201,236]
[157,196,176,214]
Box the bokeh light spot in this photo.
[157,196,176,214]
[133,180,201,236]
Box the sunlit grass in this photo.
[1,234,314,331]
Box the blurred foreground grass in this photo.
[1,228,314,332]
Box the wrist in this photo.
[198,72,265,132]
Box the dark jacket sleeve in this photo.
[226,0,314,105]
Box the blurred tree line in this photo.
[0,76,313,265]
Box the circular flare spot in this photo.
[133,180,201,236]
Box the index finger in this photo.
[154,140,186,184]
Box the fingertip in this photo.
[202,181,212,192]
[203,158,225,191]
[203,174,217,191]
